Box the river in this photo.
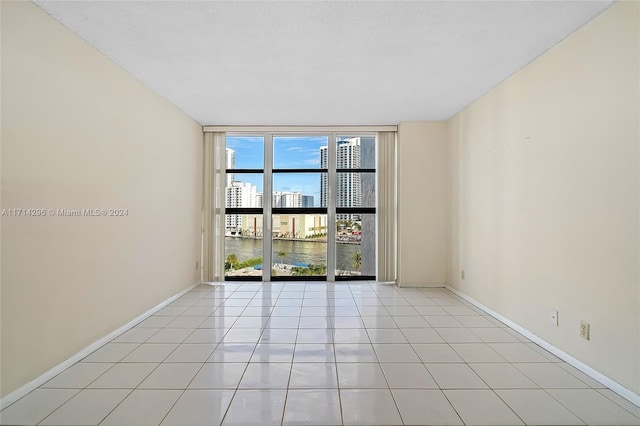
[224,237,361,271]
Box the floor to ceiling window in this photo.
[222,133,376,281]
[224,135,265,278]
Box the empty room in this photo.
[1,1,639,425]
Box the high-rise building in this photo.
[320,137,375,220]
[255,192,308,208]
[273,191,302,208]
[226,181,257,232]
[225,148,235,187]
[320,146,328,208]
[302,195,314,208]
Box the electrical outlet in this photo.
[196,261,199,270]
[549,309,558,326]
[579,321,590,340]
[461,269,465,280]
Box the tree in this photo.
[225,253,239,272]
[352,252,362,271]
[226,254,238,267]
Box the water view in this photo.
[225,237,362,276]
[224,135,376,279]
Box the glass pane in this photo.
[273,136,328,169]
[336,214,375,277]
[225,214,263,278]
[336,136,376,169]
[272,214,327,277]
[226,135,264,169]
[336,172,375,208]
[273,173,324,208]
[225,173,263,209]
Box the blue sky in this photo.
[227,136,327,205]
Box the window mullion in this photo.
[263,133,273,281]
[327,133,337,281]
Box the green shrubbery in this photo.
[225,254,262,271]
[291,263,327,276]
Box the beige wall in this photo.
[447,1,639,394]
[1,2,202,397]
[397,122,448,286]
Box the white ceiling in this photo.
[34,1,613,126]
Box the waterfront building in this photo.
[273,214,327,238]
[237,213,327,239]
[240,214,263,238]
[226,181,257,233]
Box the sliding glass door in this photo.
[223,133,376,281]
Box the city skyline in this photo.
[225,136,372,214]
[226,136,328,206]
[226,136,326,200]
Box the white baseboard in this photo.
[398,282,446,288]
[445,285,640,409]
[0,280,203,410]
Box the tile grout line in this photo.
[94,388,137,426]
[437,389,468,426]
[8,282,638,425]
[28,388,82,426]
[83,285,217,425]
[37,338,153,424]
[219,286,286,425]
[139,283,226,426]
[155,284,220,425]
[149,283,233,426]
[539,388,592,425]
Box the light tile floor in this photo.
[2,282,640,425]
